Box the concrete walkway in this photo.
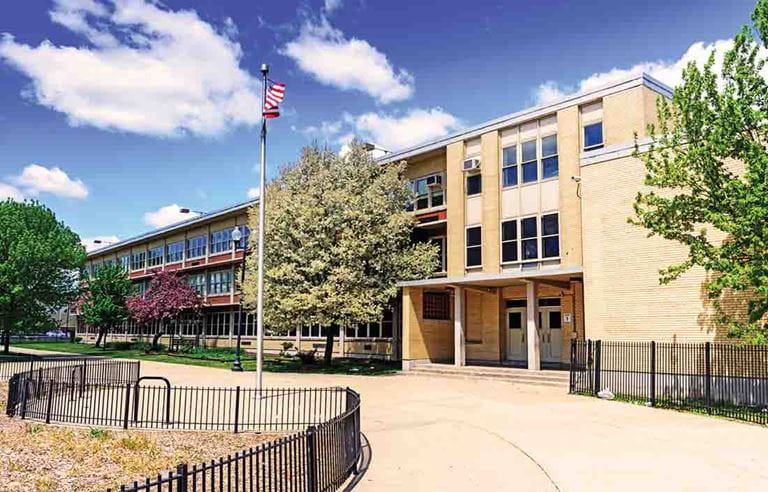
[13,349,768,491]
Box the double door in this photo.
[506,305,562,363]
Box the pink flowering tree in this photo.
[127,271,202,350]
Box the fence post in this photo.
[587,339,593,393]
[176,463,188,492]
[306,426,318,492]
[568,340,576,393]
[593,340,602,396]
[650,341,656,407]
[122,383,131,430]
[705,342,712,415]
[20,380,30,420]
[234,386,240,434]
[45,381,54,424]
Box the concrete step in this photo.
[405,364,570,388]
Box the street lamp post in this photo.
[231,226,246,372]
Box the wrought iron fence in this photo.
[111,389,361,492]
[570,340,768,425]
[0,355,139,381]
[2,357,363,491]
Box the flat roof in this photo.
[397,266,584,288]
[87,199,258,258]
[378,72,672,164]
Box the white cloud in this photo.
[0,183,25,201]
[11,164,88,199]
[143,204,199,228]
[282,16,413,104]
[534,39,738,105]
[323,0,343,13]
[0,0,261,137]
[246,187,260,199]
[81,235,119,252]
[299,119,344,140]
[349,108,461,151]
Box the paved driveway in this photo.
[125,360,768,492]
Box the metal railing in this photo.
[570,339,768,425]
[2,357,362,491]
[0,355,139,381]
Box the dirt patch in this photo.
[0,383,285,492]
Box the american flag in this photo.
[263,80,285,119]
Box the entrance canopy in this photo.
[397,266,583,289]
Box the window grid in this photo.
[186,273,206,296]
[541,134,559,180]
[166,241,184,263]
[501,219,518,263]
[541,213,560,258]
[409,174,445,211]
[208,269,232,295]
[465,173,482,196]
[521,217,538,260]
[501,145,518,188]
[521,140,538,183]
[119,255,130,271]
[210,229,233,255]
[423,292,451,320]
[187,235,207,259]
[130,252,146,271]
[584,121,604,150]
[147,246,164,268]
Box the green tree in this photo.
[0,200,85,353]
[79,263,134,347]
[243,143,439,363]
[633,0,768,343]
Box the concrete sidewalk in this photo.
[13,349,768,491]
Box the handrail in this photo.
[133,376,171,424]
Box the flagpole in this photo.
[255,63,269,392]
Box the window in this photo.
[466,226,482,267]
[130,251,145,271]
[429,236,446,273]
[501,145,518,187]
[409,174,444,211]
[521,217,538,260]
[521,140,537,183]
[236,226,250,249]
[466,173,482,196]
[136,280,148,295]
[166,241,184,263]
[210,229,233,254]
[186,273,206,295]
[584,122,603,150]
[187,235,207,259]
[501,219,518,263]
[541,135,558,179]
[147,246,163,267]
[205,311,231,336]
[208,269,232,295]
[119,255,130,271]
[423,292,450,320]
[541,213,560,258]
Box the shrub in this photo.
[104,341,134,350]
[280,342,295,357]
[89,428,109,440]
[298,350,317,365]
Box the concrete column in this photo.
[454,286,466,366]
[526,281,540,371]
[339,322,346,357]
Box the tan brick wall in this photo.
[402,287,454,361]
[465,289,502,362]
[480,131,501,273]
[581,154,724,342]
[556,105,583,267]
[446,142,465,276]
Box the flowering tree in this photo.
[127,271,201,349]
[79,263,134,347]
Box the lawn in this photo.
[0,382,282,492]
[10,341,399,376]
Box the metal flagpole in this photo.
[255,63,269,391]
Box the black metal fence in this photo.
[2,357,363,491]
[112,388,361,492]
[0,355,139,381]
[570,340,768,425]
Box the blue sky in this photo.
[0,0,758,248]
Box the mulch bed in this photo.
[0,382,285,492]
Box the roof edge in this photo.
[87,198,258,258]
[378,72,672,164]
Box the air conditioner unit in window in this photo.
[463,158,481,171]
[426,174,443,187]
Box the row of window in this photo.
[184,269,234,296]
[87,226,250,274]
[466,212,560,268]
[409,117,605,208]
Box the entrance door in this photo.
[506,307,527,362]
[539,307,562,363]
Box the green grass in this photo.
[10,341,399,376]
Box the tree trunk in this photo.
[94,327,105,347]
[323,325,336,365]
[152,320,166,351]
[2,333,9,354]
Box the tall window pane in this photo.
[521,217,538,260]
[541,213,560,258]
[466,174,482,196]
[584,122,604,149]
[502,145,518,188]
[541,134,559,179]
[466,226,482,267]
[501,220,518,263]
[521,140,537,183]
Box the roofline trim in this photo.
[87,199,258,258]
[396,266,584,288]
[378,72,672,164]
